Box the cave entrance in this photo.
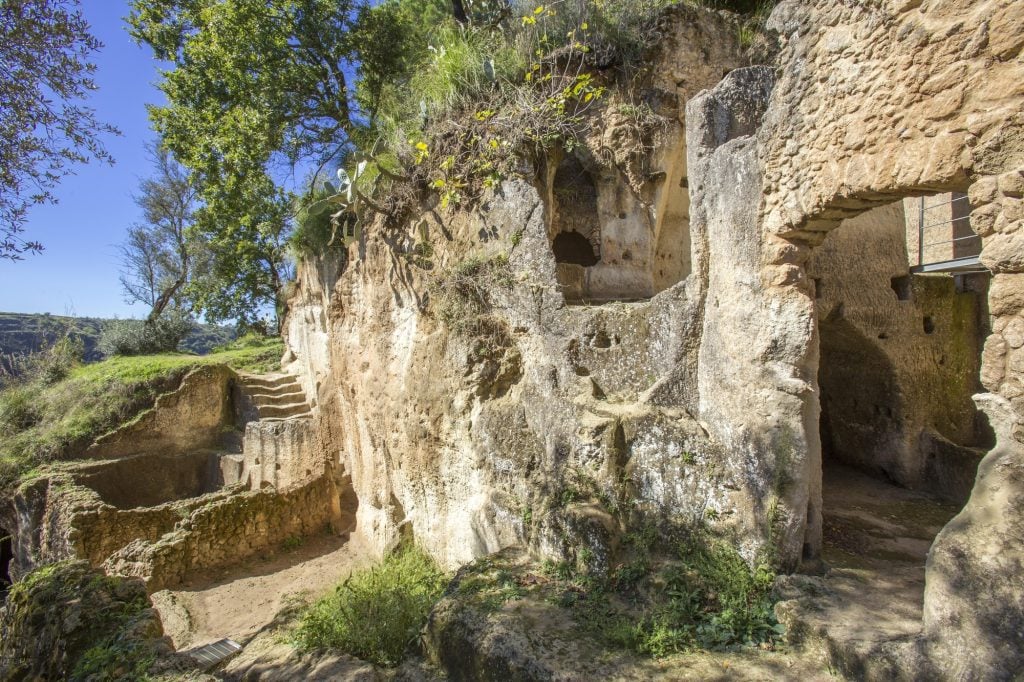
[806,198,992,575]
[0,528,12,601]
[549,154,602,303]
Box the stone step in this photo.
[254,411,311,421]
[241,376,302,391]
[238,373,300,390]
[256,402,312,419]
[248,389,306,406]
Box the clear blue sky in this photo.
[0,1,165,319]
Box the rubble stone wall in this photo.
[103,474,341,592]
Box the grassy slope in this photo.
[0,336,283,492]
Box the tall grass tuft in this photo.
[294,547,447,667]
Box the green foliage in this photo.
[456,561,526,612]
[294,547,447,667]
[22,334,84,386]
[532,524,781,658]
[0,561,161,681]
[623,533,781,655]
[98,310,195,357]
[0,385,41,435]
[0,336,282,492]
[128,0,321,325]
[290,185,351,256]
[0,0,119,260]
[185,184,291,330]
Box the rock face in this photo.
[0,561,186,681]
[280,0,1024,677]
[284,4,747,570]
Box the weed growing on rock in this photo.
[0,561,170,681]
[294,547,447,667]
[535,525,782,657]
[430,254,514,335]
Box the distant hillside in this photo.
[0,312,236,377]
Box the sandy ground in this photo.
[152,532,374,652]
[772,462,963,668]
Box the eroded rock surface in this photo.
[276,0,1024,678]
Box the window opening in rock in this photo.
[0,528,12,600]
[553,230,599,266]
[547,142,692,304]
[891,275,912,301]
[807,198,993,579]
[912,191,982,272]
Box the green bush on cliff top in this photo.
[294,547,447,667]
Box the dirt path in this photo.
[152,532,373,651]
[774,463,963,677]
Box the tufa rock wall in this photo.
[280,0,1022,676]
[85,365,235,460]
[684,0,1023,676]
[103,474,340,592]
[282,4,746,570]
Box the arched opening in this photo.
[546,144,692,305]
[0,527,12,601]
[549,154,602,303]
[806,195,992,588]
[552,230,599,266]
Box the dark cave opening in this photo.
[552,230,600,266]
[0,528,12,601]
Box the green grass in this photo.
[294,547,447,667]
[0,336,283,492]
[559,529,783,657]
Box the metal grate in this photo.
[188,638,242,670]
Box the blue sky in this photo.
[0,1,165,319]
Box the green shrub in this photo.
[627,532,782,655]
[30,335,85,385]
[0,385,41,436]
[411,23,524,118]
[98,310,194,357]
[294,547,447,667]
[289,187,344,256]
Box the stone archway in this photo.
[688,0,1023,671]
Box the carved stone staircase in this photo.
[226,373,317,490]
[237,373,312,422]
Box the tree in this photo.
[126,0,477,326]
[128,0,361,224]
[186,180,293,331]
[0,0,118,260]
[119,144,197,321]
